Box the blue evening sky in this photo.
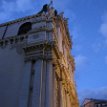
[0,0,107,104]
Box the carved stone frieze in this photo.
[0,34,28,48]
[23,41,55,62]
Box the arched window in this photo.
[18,22,32,35]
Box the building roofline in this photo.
[0,13,41,27]
[81,98,107,106]
[85,98,107,102]
[0,3,58,27]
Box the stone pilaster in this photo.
[31,60,44,107]
[45,61,54,107]
[19,61,32,107]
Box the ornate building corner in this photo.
[0,3,79,107]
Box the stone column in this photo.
[59,72,63,107]
[53,66,57,107]
[67,94,71,107]
[31,60,44,107]
[41,60,47,107]
[45,61,54,107]
[19,61,32,107]
[62,87,65,107]
[59,82,63,107]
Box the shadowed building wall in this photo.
[0,4,79,107]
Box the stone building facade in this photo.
[0,4,79,107]
[82,98,107,107]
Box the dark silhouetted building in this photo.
[82,98,107,107]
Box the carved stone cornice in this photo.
[0,34,28,48]
[29,26,54,34]
[0,26,54,48]
[23,41,55,62]
[0,14,36,27]
[0,11,55,28]
[0,13,48,27]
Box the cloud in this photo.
[0,0,36,22]
[105,56,107,64]
[75,55,88,70]
[100,23,107,38]
[0,0,73,23]
[1,0,33,12]
[78,87,107,104]
[0,12,11,22]
[91,39,106,53]
[16,0,33,12]
[54,0,72,11]
[100,13,107,39]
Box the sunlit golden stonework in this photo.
[0,4,79,107]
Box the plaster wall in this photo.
[5,23,20,38]
[0,46,24,107]
[0,26,7,39]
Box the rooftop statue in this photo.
[37,3,58,16]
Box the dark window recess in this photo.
[18,22,32,35]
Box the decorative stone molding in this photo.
[23,41,55,62]
[0,26,54,48]
[0,34,28,48]
[29,26,54,34]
